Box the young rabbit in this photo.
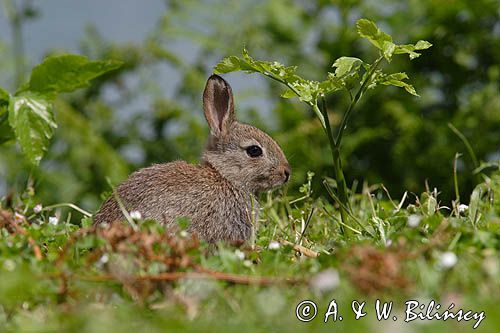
[93,74,291,243]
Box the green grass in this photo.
[1,171,499,332]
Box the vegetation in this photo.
[1,1,499,332]
[214,19,431,234]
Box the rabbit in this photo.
[93,74,291,243]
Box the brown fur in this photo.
[93,74,291,243]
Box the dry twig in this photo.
[280,239,319,258]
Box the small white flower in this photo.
[99,254,109,264]
[130,210,142,220]
[385,239,393,247]
[179,230,189,238]
[439,251,458,268]
[458,204,468,214]
[482,257,499,277]
[234,249,245,260]
[14,212,25,223]
[33,204,42,214]
[48,216,58,225]
[407,214,422,228]
[268,241,281,250]
[256,289,286,317]
[3,259,16,271]
[310,268,340,293]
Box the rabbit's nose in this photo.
[284,170,290,182]
[283,164,291,183]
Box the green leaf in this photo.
[356,19,432,60]
[403,84,418,96]
[26,54,122,96]
[214,51,268,75]
[468,185,482,224]
[320,75,344,94]
[395,41,433,60]
[332,57,363,78]
[280,89,297,99]
[330,57,363,90]
[356,19,392,50]
[289,80,320,104]
[382,41,396,61]
[415,40,433,50]
[377,72,419,97]
[8,92,57,165]
[215,49,315,102]
[213,55,245,73]
[384,72,409,83]
[394,44,420,60]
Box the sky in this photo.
[0,0,165,62]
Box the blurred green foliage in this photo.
[0,0,498,213]
[213,18,432,232]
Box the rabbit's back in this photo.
[93,161,255,242]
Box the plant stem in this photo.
[448,122,481,185]
[316,97,351,236]
[42,203,92,217]
[314,55,383,236]
[453,152,461,203]
[447,123,479,169]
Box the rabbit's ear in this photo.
[203,74,235,137]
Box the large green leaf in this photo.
[26,54,122,96]
[356,19,392,50]
[6,54,122,165]
[8,92,57,165]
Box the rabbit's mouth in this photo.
[255,173,289,193]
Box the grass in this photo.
[0,170,499,332]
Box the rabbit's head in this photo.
[202,74,291,195]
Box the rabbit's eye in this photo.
[246,145,263,158]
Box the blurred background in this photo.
[0,0,499,214]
